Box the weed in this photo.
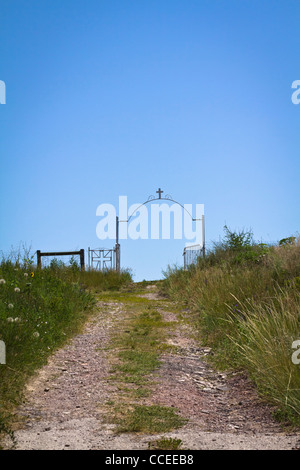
[148,437,183,450]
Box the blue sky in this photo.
[0,0,299,281]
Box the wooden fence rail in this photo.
[37,249,85,271]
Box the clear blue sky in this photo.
[0,0,299,281]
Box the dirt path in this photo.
[4,285,300,450]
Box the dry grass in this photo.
[163,233,300,424]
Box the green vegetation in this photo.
[112,307,170,389]
[0,249,132,445]
[114,404,186,434]
[40,256,132,293]
[148,437,183,450]
[163,227,300,425]
[103,287,184,433]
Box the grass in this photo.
[148,437,183,450]
[0,249,132,445]
[111,305,173,391]
[41,259,133,293]
[115,404,186,434]
[102,287,185,434]
[226,287,300,422]
[111,299,165,394]
[163,228,300,425]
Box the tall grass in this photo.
[163,229,300,423]
[48,264,133,292]
[227,287,300,421]
[36,253,133,292]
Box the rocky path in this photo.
[4,285,300,450]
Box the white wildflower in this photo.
[8,303,14,309]
[33,332,40,338]
[24,273,28,278]
[14,287,20,293]
[0,279,6,285]
[7,317,14,323]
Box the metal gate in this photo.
[183,244,203,270]
[88,246,120,271]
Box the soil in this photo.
[3,286,300,450]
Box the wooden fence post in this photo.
[37,250,41,269]
[115,244,120,273]
[80,249,85,271]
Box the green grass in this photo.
[148,437,183,450]
[163,228,300,425]
[114,404,186,434]
[102,288,185,434]
[43,262,132,293]
[111,306,171,390]
[226,287,300,423]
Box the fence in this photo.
[183,244,204,270]
[37,250,85,270]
